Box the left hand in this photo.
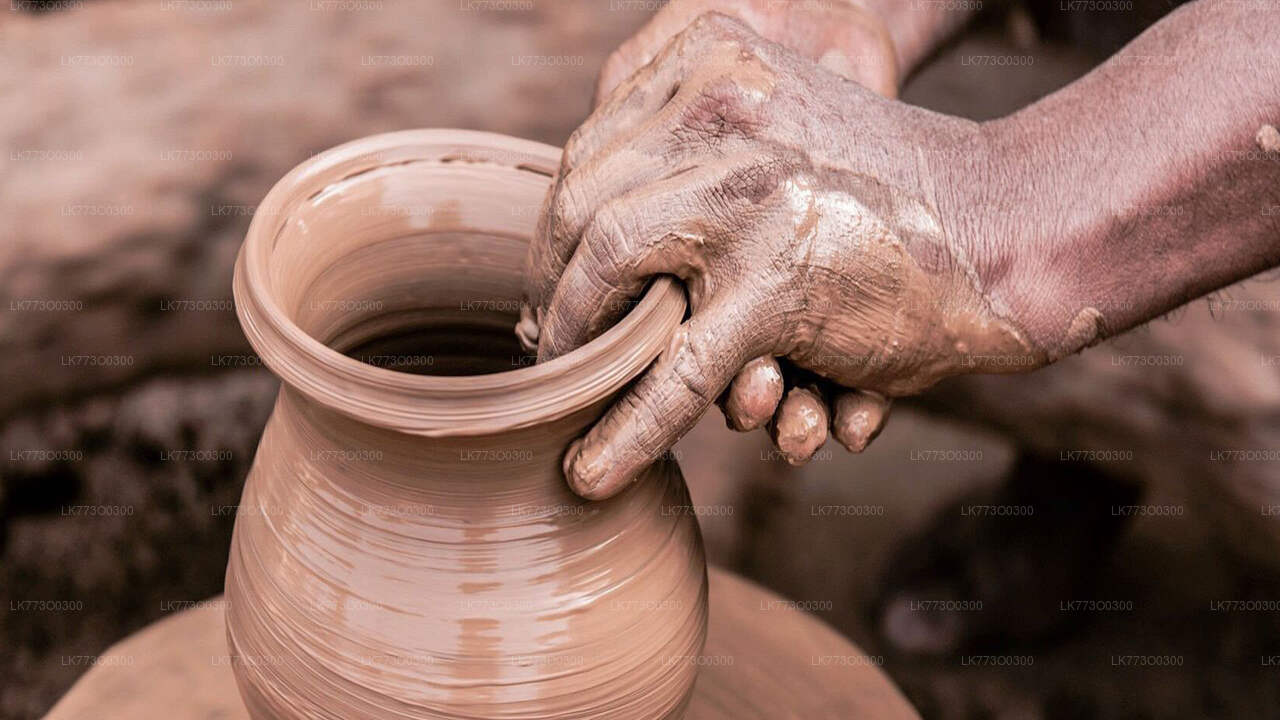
[591,0,900,103]
[517,14,1029,500]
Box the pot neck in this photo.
[232,130,684,439]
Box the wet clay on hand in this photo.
[524,14,1039,499]
[226,130,706,719]
[591,0,900,102]
[770,386,828,465]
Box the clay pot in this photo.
[225,130,706,719]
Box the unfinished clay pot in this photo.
[225,130,705,719]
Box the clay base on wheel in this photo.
[43,567,918,720]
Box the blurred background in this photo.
[4,0,1280,718]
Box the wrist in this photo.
[964,110,1121,367]
[925,115,1053,375]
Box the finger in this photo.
[767,1,899,97]
[527,11,727,325]
[537,155,767,361]
[524,126,674,326]
[593,1,896,102]
[564,299,757,500]
[526,13,765,320]
[831,389,892,453]
[594,1,760,106]
[575,24,688,166]
[523,105,686,328]
[516,300,541,353]
[721,355,784,431]
[770,385,829,465]
[596,2,898,102]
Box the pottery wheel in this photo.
[43,567,919,720]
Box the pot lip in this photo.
[233,129,685,437]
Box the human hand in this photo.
[594,0,900,103]
[520,14,1039,499]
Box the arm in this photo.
[961,0,1280,360]
[525,2,1279,500]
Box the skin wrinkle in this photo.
[972,2,1280,363]
[524,12,1054,497]
[525,0,1279,501]
[672,326,722,405]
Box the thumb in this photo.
[564,299,755,499]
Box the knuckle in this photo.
[587,201,641,266]
[670,331,721,404]
[670,12,742,62]
[677,79,764,144]
[599,45,630,81]
[686,10,748,43]
[722,157,787,205]
[551,178,590,243]
[563,126,589,170]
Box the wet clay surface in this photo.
[225,131,708,719]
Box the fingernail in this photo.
[515,303,540,353]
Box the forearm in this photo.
[966,0,1280,361]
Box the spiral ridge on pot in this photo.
[226,392,707,719]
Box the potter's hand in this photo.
[592,0,899,102]
[519,13,1037,499]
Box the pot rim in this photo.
[233,129,685,437]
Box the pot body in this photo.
[226,389,706,719]
[224,130,706,719]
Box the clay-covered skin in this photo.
[974,1,1280,362]
[523,14,1039,500]
[226,131,707,720]
[830,389,891,453]
[529,1,1280,501]
[589,0,982,106]
[591,0,900,102]
[721,355,783,431]
[769,386,829,465]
